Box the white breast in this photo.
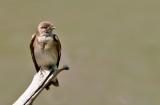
[34,36,58,66]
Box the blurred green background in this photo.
[0,0,160,105]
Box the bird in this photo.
[30,21,61,90]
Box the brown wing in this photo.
[53,34,61,68]
[30,34,40,72]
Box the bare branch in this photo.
[13,65,69,105]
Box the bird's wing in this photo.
[30,34,40,72]
[53,34,61,67]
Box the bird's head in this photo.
[37,21,56,36]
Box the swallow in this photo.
[30,21,61,90]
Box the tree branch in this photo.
[13,65,69,105]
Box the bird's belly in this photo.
[34,49,57,66]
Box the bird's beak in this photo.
[51,26,56,30]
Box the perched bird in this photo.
[30,21,61,90]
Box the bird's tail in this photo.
[45,78,59,90]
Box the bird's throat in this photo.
[37,35,52,43]
[37,35,53,50]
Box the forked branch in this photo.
[13,65,69,105]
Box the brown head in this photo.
[37,21,56,36]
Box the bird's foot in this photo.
[40,70,44,78]
[39,67,45,78]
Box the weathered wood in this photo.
[13,65,69,105]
